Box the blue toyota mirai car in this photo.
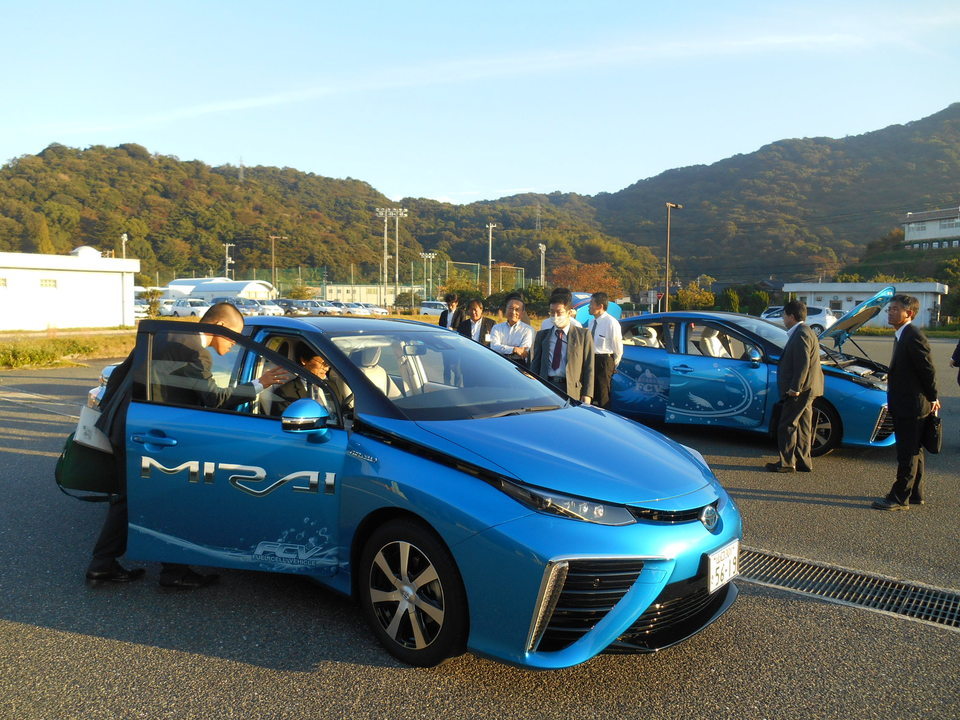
[610,287,896,456]
[113,316,742,669]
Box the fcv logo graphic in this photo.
[140,457,336,496]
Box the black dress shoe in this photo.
[909,498,925,505]
[86,564,146,584]
[871,497,908,511]
[159,568,220,590]
[796,465,813,473]
[765,462,795,473]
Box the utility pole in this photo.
[120,232,128,259]
[537,243,546,287]
[486,223,497,296]
[268,235,287,293]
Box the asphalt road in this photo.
[0,338,958,720]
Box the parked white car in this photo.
[419,301,446,316]
[170,298,213,317]
[342,302,371,315]
[760,305,838,334]
[360,303,389,316]
[157,299,177,316]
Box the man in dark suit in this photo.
[951,337,960,387]
[873,294,940,510]
[438,293,465,331]
[531,294,595,403]
[766,300,824,473]
[86,303,290,589]
[458,299,495,347]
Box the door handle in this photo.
[131,433,178,447]
[674,365,693,374]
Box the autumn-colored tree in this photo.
[549,262,623,298]
[675,282,714,310]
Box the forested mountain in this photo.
[589,102,960,283]
[0,103,957,292]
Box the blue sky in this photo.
[2,1,957,203]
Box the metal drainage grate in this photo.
[739,547,960,630]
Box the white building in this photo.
[902,206,960,250]
[783,282,948,328]
[172,278,277,301]
[0,247,141,331]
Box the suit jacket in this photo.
[151,332,257,410]
[777,323,824,398]
[531,324,595,401]
[952,338,960,386]
[887,323,938,418]
[439,307,465,331]
[458,316,496,347]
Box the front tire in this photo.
[811,399,841,456]
[359,519,467,667]
[810,324,824,334]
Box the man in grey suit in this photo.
[531,294,595,403]
[766,300,824,473]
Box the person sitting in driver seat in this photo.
[272,343,332,415]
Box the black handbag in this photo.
[921,412,942,454]
[54,432,119,501]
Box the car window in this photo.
[684,322,760,360]
[622,321,676,352]
[327,329,562,421]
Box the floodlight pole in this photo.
[486,223,497,296]
[664,202,683,312]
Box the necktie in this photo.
[552,328,564,371]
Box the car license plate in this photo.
[707,539,740,594]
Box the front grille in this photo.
[628,500,716,524]
[606,573,733,652]
[872,406,895,442]
[535,559,645,652]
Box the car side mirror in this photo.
[745,347,762,367]
[281,398,331,439]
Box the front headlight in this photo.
[499,480,636,526]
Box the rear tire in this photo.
[359,519,467,667]
[810,324,824,334]
[811,399,841,456]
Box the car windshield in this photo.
[730,316,790,349]
[327,329,563,421]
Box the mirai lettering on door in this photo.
[140,456,335,496]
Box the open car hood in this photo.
[818,285,895,350]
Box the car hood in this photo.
[365,407,717,506]
[818,285,895,349]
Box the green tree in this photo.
[675,282,714,309]
[717,287,740,312]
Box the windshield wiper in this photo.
[474,405,562,419]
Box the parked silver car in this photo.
[760,305,838,334]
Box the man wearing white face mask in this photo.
[532,293,595,403]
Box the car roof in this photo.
[623,310,758,324]
[245,315,441,333]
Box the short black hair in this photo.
[467,299,484,312]
[891,294,920,315]
[591,291,609,310]
[550,287,573,308]
[443,293,459,304]
[783,299,807,322]
[295,342,323,365]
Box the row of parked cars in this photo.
[142,297,391,318]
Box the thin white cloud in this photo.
[31,10,960,136]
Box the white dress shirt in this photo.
[489,320,534,356]
[587,311,623,366]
